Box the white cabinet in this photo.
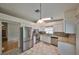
[64,10,76,34]
[57,21,64,32]
[58,42,75,55]
[53,9,76,34]
[53,23,58,32]
[40,34,51,44]
[53,20,64,32]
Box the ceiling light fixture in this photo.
[37,20,44,23]
[37,17,51,23]
[36,3,52,23]
[41,17,51,21]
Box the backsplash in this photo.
[58,34,76,45]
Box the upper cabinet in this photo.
[53,9,77,34]
[64,9,77,34]
[53,20,64,32]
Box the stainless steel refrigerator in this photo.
[20,27,33,52]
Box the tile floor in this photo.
[21,42,59,55]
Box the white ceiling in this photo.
[0,3,78,22]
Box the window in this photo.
[45,27,53,34]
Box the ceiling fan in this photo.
[43,18,63,23]
[35,3,63,23]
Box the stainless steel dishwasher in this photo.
[51,37,58,46]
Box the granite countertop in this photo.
[51,37,58,39]
[40,33,58,39]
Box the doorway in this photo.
[2,22,8,53]
[2,21,19,54]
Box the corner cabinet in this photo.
[53,9,76,34]
[64,9,76,34]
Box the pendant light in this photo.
[37,3,52,23]
[37,3,44,23]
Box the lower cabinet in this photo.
[23,40,30,51]
[40,34,51,44]
[51,37,58,46]
[58,41,76,55]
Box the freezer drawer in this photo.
[23,40,30,51]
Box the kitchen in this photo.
[0,3,79,55]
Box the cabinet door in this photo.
[53,24,58,32]
[58,41,75,55]
[23,41,29,51]
[64,10,76,34]
[53,21,64,32]
[57,21,64,32]
[64,21,75,34]
[76,23,79,54]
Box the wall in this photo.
[0,22,2,54]
[74,7,79,55]
[8,22,20,42]
[0,12,38,54]
[76,22,79,55]
[0,12,37,29]
[8,22,20,49]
